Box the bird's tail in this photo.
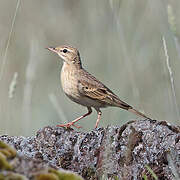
[128,108,150,119]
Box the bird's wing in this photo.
[77,69,131,109]
[78,80,111,100]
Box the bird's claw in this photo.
[56,122,82,129]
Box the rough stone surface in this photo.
[0,119,180,179]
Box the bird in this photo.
[46,45,150,128]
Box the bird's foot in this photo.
[56,122,82,129]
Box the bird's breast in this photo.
[61,63,80,99]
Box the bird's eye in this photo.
[63,49,68,53]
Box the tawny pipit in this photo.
[47,45,150,128]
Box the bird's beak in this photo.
[46,47,58,54]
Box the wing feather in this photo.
[77,69,131,109]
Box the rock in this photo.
[0,119,180,179]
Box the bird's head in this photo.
[46,45,82,67]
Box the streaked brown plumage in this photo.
[46,45,150,128]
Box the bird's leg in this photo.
[95,108,102,128]
[57,107,92,128]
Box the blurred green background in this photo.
[0,0,180,136]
